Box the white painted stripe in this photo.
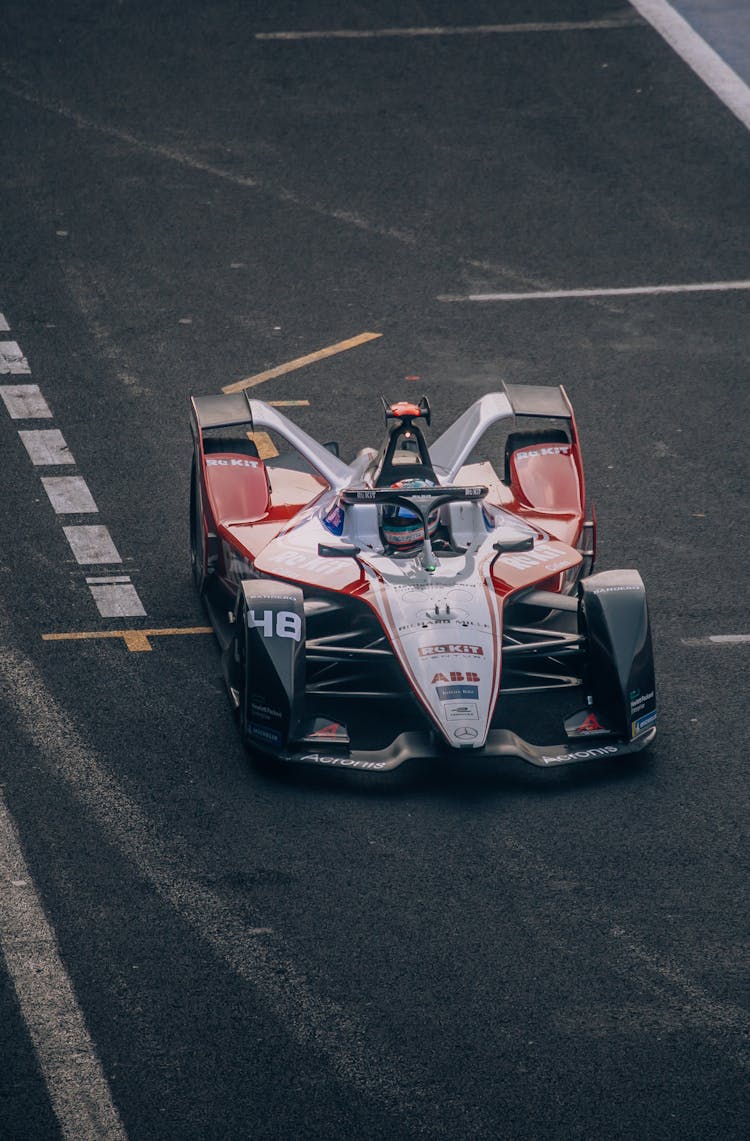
[0,341,31,374]
[0,794,127,1140]
[88,583,146,618]
[0,384,52,419]
[0,313,9,332]
[85,576,132,585]
[18,429,75,466]
[256,18,639,41]
[440,280,750,302]
[41,476,98,515]
[630,0,750,132]
[682,634,750,646]
[63,525,122,565]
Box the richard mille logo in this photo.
[453,726,478,740]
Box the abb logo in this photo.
[431,671,480,684]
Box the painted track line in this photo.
[256,17,640,41]
[43,626,213,651]
[63,525,122,565]
[0,312,9,332]
[682,634,750,646]
[0,794,127,1140]
[86,582,147,619]
[631,0,750,132]
[439,280,750,302]
[18,428,76,466]
[223,332,382,393]
[0,341,31,374]
[0,384,52,419]
[41,476,98,515]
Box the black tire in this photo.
[189,458,207,592]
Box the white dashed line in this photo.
[87,581,146,618]
[256,17,639,41]
[631,0,750,132]
[2,337,148,617]
[0,312,9,332]
[0,341,31,374]
[0,794,127,1140]
[63,525,122,565]
[41,476,98,514]
[0,384,52,419]
[439,280,750,302]
[18,428,76,466]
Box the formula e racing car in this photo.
[190,384,656,771]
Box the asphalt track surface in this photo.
[1,2,748,1138]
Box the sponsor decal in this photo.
[306,722,349,741]
[576,712,606,733]
[248,608,302,641]
[502,544,567,571]
[541,745,619,764]
[249,723,282,746]
[322,504,345,535]
[632,710,657,737]
[453,726,478,740]
[431,671,480,684]
[592,585,641,594]
[629,690,654,713]
[515,446,571,460]
[274,550,346,578]
[298,753,388,770]
[436,685,479,701]
[443,701,479,721]
[419,644,484,658]
[206,457,258,468]
[249,700,283,722]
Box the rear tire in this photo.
[189,459,207,593]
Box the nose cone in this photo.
[367,581,503,748]
[409,634,500,747]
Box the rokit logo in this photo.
[206,457,258,468]
[503,544,567,571]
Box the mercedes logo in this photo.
[453,726,478,740]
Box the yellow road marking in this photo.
[43,626,213,653]
[268,399,310,407]
[247,430,278,459]
[222,331,382,393]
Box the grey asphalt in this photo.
[0,2,748,1138]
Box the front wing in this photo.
[257,727,657,772]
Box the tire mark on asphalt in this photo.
[0,628,458,1137]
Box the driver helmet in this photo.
[381,478,439,549]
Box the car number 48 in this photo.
[247,609,302,641]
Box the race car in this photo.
[189,384,656,771]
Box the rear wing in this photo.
[430,385,575,482]
[190,392,253,437]
[190,393,352,488]
[502,383,572,420]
